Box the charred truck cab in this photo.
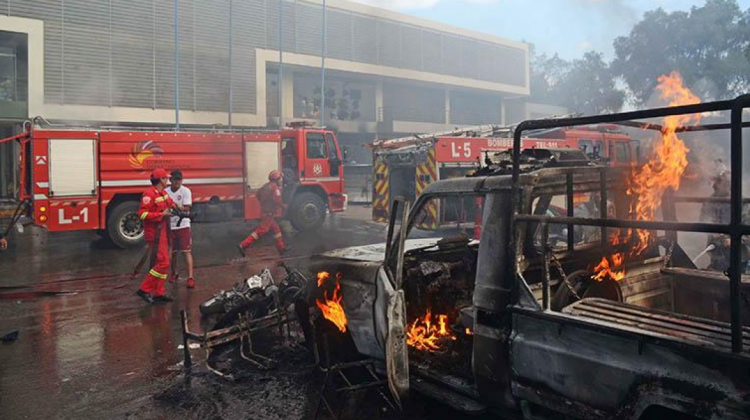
[309,95,750,419]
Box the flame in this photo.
[628,71,701,254]
[317,271,329,287]
[315,272,347,333]
[592,253,626,282]
[592,71,701,282]
[406,310,456,352]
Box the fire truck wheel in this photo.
[107,201,144,248]
[289,192,326,231]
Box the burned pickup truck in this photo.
[308,94,750,419]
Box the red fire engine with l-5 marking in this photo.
[371,124,638,222]
[2,121,346,248]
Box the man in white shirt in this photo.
[167,170,195,289]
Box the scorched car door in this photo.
[243,138,281,220]
[383,198,411,406]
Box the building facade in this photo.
[0,0,531,199]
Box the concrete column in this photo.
[281,70,294,121]
[500,99,506,126]
[444,89,451,125]
[375,79,384,122]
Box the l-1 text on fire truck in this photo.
[1,121,346,248]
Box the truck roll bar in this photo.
[510,94,750,353]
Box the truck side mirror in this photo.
[342,147,349,162]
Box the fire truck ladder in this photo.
[370,113,582,151]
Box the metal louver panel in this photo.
[11,0,64,104]
[195,0,229,112]
[421,30,441,74]
[326,9,352,61]
[111,0,155,108]
[351,14,376,64]
[266,0,295,53]
[295,2,322,56]
[62,0,110,106]
[376,20,399,67]
[441,34,461,77]
[154,0,176,109]
[5,0,528,119]
[400,25,421,71]
[492,45,526,87]
[460,39,479,80]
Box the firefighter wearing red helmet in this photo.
[238,170,287,256]
[135,168,177,304]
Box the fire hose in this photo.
[129,208,193,279]
[2,199,30,239]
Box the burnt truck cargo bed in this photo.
[563,298,750,354]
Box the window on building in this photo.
[293,73,375,122]
[307,133,328,159]
[266,69,280,119]
[0,31,28,119]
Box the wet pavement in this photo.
[0,206,406,420]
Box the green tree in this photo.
[531,50,624,115]
[612,0,750,105]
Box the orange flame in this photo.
[592,253,626,282]
[317,271,329,287]
[316,272,348,333]
[407,310,456,352]
[627,71,701,254]
[592,71,701,282]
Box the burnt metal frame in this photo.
[180,307,298,376]
[510,94,750,353]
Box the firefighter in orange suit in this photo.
[238,170,287,256]
[136,168,176,304]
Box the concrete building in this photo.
[0,0,532,199]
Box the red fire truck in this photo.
[371,124,637,222]
[1,121,346,248]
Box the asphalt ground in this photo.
[0,206,407,420]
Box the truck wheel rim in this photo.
[121,213,144,240]
[300,202,321,224]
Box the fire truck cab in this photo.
[3,121,346,248]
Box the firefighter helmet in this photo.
[268,170,283,181]
[151,168,169,179]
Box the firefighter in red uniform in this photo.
[135,168,176,304]
[238,170,287,256]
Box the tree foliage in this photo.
[531,50,624,115]
[611,0,750,105]
[531,0,750,112]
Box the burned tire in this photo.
[107,201,145,249]
[199,295,226,316]
[551,270,592,312]
[289,192,326,231]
